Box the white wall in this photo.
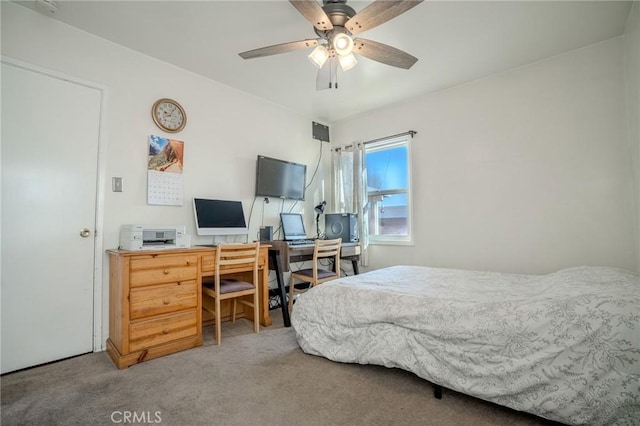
[332,36,637,274]
[1,2,331,345]
[624,2,640,273]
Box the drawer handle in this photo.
[163,270,169,275]
[163,299,170,305]
[162,328,170,334]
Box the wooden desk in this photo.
[106,245,271,369]
[266,241,361,328]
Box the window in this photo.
[365,134,413,244]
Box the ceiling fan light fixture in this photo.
[239,0,424,88]
[338,53,358,71]
[332,32,354,56]
[308,45,330,69]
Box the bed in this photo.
[291,265,640,425]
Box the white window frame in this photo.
[365,134,414,245]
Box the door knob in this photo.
[80,228,91,238]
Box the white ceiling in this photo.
[17,0,633,123]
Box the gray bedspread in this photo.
[291,265,640,425]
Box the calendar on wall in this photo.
[147,135,184,206]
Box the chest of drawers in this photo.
[106,249,203,369]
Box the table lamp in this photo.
[314,201,326,238]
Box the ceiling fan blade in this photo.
[352,38,418,69]
[239,39,319,59]
[289,0,334,31]
[345,0,423,35]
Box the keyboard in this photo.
[287,239,315,246]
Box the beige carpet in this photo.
[1,314,559,425]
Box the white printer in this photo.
[119,225,191,251]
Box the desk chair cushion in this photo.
[293,268,337,279]
[203,278,255,294]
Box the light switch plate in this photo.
[112,177,123,192]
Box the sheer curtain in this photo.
[332,143,369,267]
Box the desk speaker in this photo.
[325,213,358,242]
[259,226,273,241]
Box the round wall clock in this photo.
[151,98,186,133]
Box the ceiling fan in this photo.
[239,0,423,90]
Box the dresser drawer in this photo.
[130,280,197,320]
[130,254,199,270]
[129,254,198,287]
[129,309,198,352]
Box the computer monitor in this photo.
[193,198,248,236]
[280,213,307,241]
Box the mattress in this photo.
[291,265,640,425]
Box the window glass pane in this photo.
[368,193,408,236]
[365,146,408,191]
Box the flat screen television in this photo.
[192,198,248,236]
[255,155,307,201]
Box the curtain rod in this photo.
[333,130,417,152]
[363,130,417,145]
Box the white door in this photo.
[1,61,101,373]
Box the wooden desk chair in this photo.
[288,238,342,312]
[202,242,260,345]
